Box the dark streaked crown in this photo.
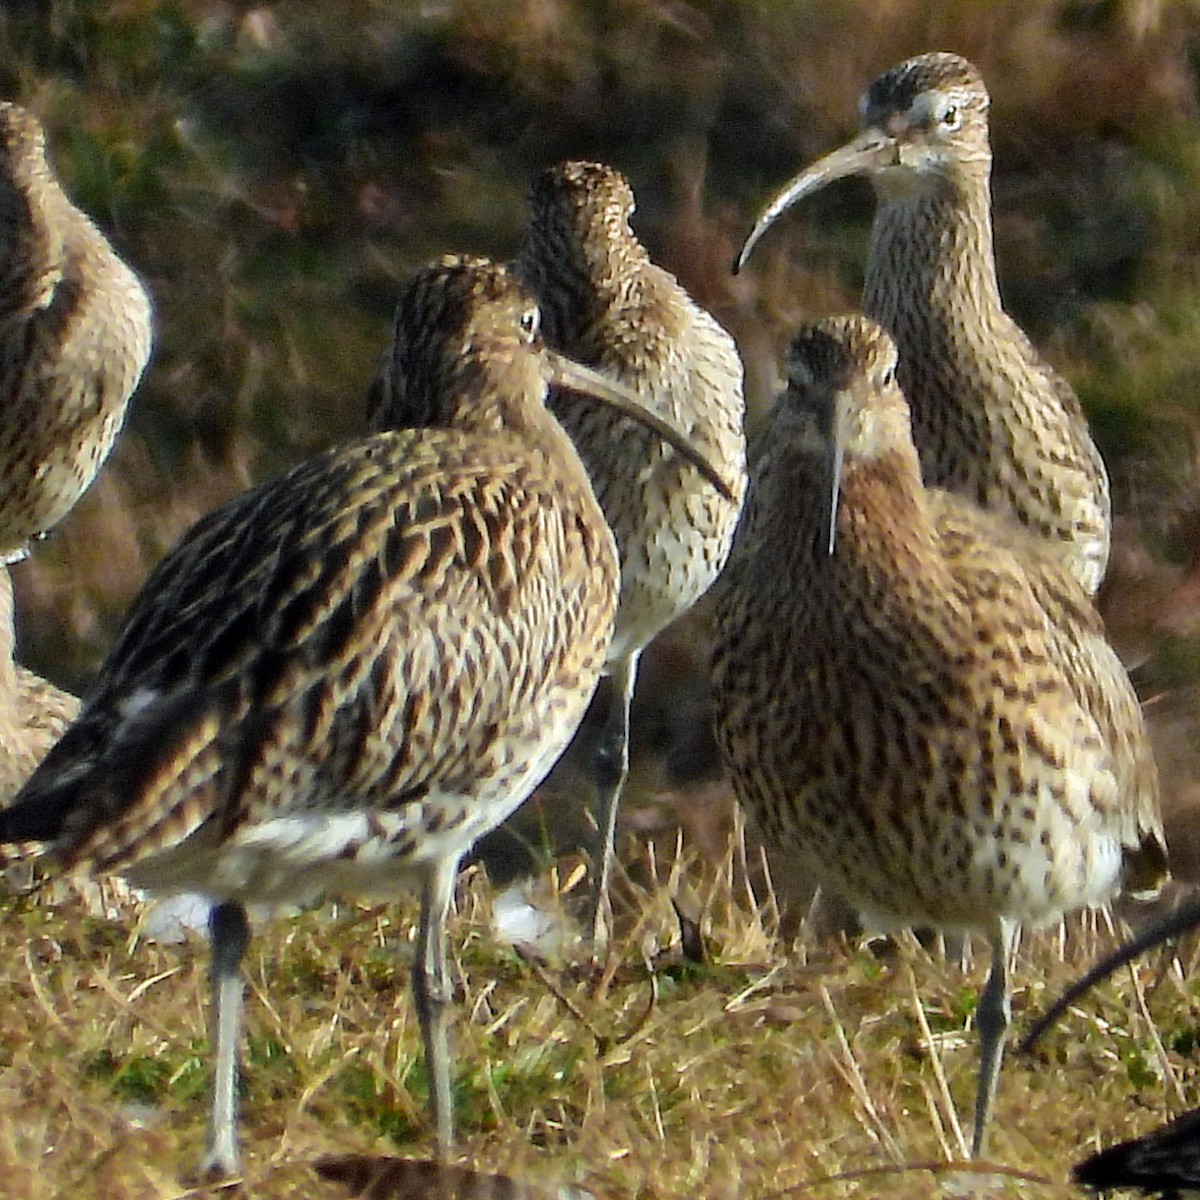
[371,254,541,431]
[860,52,988,128]
[786,314,898,396]
[528,160,637,243]
[520,160,647,332]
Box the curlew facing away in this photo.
[508,159,746,947]
[0,102,152,562]
[711,314,1163,1157]
[734,52,1111,597]
[0,254,724,1178]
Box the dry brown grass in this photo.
[1,824,1196,1200]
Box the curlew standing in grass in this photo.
[0,254,726,1178]
[711,314,1163,1157]
[504,159,746,947]
[735,52,1111,597]
[0,102,152,562]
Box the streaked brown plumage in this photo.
[507,159,746,946]
[735,52,1111,596]
[0,566,78,798]
[0,565,134,914]
[711,314,1163,1157]
[0,102,152,561]
[0,254,699,1177]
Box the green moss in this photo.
[82,1044,207,1107]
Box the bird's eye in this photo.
[940,103,961,130]
[881,366,896,388]
[520,306,540,341]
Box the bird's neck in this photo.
[0,163,65,321]
[864,168,1004,333]
[836,449,950,603]
[862,168,1018,485]
[540,408,605,495]
[758,440,945,605]
[515,395,617,554]
[523,237,647,352]
[454,357,606,503]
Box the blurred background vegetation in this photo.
[3,0,1200,873]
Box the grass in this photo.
[0,829,1196,1199]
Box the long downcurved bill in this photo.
[732,134,897,275]
[823,413,844,557]
[804,385,846,557]
[546,352,738,503]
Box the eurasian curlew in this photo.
[711,313,1163,1157]
[0,254,723,1177]
[735,52,1111,596]
[508,159,746,948]
[0,102,152,562]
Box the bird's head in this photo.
[734,52,991,271]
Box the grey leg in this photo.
[200,900,250,1179]
[413,856,460,1158]
[587,650,639,951]
[971,917,1016,1159]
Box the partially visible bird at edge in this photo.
[0,101,152,562]
[0,563,129,912]
[711,313,1164,1158]
[1072,1105,1200,1198]
[0,561,77,800]
[1020,889,1200,1054]
[0,254,728,1179]
[734,51,1111,597]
